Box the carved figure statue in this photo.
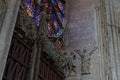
[74,47,98,74]
[66,53,76,73]
[37,10,48,36]
[62,48,77,77]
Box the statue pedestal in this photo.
[65,74,81,80]
[65,55,82,80]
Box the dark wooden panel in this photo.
[38,53,65,80]
[2,27,65,80]
[2,29,32,80]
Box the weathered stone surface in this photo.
[0,0,20,79]
[64,0,98,80]
[64,0,120,80]
[65,0,96,50]
[0,0,7,10]
[1,0,120,80]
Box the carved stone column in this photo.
[0,0,7,31]
[29,34,44,80]
[0,0,20,80]
[29,10,48,80]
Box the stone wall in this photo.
[64,0,120,80]
[104,0,120,80]
[0,0,20,79]
[0,0,7,31]
[94,0,120,80]
[64,0,96,50]
[64,0,99,80]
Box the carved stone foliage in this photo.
[16,7,36,40]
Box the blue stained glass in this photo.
[38,0,44,6]
[57,12,64,22]
[24,3,35,17]
[23,0,65,38]
[34,15,41,26]
[62,5,65,13]
[56,24,60,31]
[56,25,61,34]
[33,13,40,26]
[22,0,65,52]
[54,6,59,12]
[58,1,65,13]
[24,0,31,3]
[51,0,57,5]
[54,20,58,28]
[56,29,61,35]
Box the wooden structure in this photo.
[2,27,65,80]
[2,4,65,80]
[2,28,32,80]
[38,52,64,80]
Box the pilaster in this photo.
[0,0,20,79]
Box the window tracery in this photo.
[21,0,66,52]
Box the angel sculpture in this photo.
[74,47,98,75]
[62,49,77,77]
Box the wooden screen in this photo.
[38,54,65,80]
[2,28,33,80]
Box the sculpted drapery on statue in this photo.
[62,47,98,77]
[74,47,98,74]
[63,48,76,77]
[38,8,48,36]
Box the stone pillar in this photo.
[0,0,7,31]
[29,37,43,80]
[64,0,97,80]
[104,0,120,80]
[0,0,20,79]
[95,0,120,80]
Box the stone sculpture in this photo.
[74,47,98,74]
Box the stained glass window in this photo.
[22,0,66,52]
